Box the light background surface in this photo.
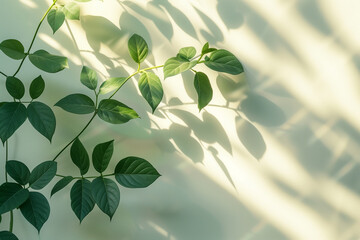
[1,0,360,239]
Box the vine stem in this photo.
[52,112,97,162]
[56,173,114,179]
[5,141,13,233]
[0,71,7,77]
[12,0,58,77]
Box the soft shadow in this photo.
[216,0,244,29]
[216,73,248,102]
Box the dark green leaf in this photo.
[47,8,65,34]
[138,72,163,113]
[6,76,25,100]
[29,50,68,73]
[91,177,120,220]
[178,47,196,60]
[55,94,95,114]
[29,161,57,190]
[204,49,243,75]
[71,179,95,222]
[51,176,73,197]
[0,102,27,143]
[27,102,56,142]
[128,34,148,63]
[0,183,29,214]
[92,140,114,173]
[80,66,97,90]
[0,39,25,60]
[6,160,30,185]
[194,72,213,111]
[97,99,139,124]
[63,2,80,20]
[201,42,216,55]
[114,157,161,188]
[20,192,50,232]
[163,57,197,79]
[70,138,90,175]
[29,76,45,99]
[99,77,127,95]
[0,231,19,240]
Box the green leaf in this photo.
[194,72,213,111]
[91,177,120,220]
[47,8,65,34]
[27,102,56,142]
[51,176,73,197]
[204,49,244,75]
[99,77,127,95]
[29,76,45,99]
[0,39,25,60]
[0,183,29,214]
[92,140,114,173]
[163,57,197,79]
[6,76,25,99]
[0,231,19,240]
[128,34,148,63]
[55,94,95,114]
[29,161,57,190]
[201,42,216,55]
[20,192,50,233]
[70,179,95,222]
[138,72,163,113]
[0,102,27,143]
[97,99,139,124]
[80,66,98,90]
[177,47,196,60]
[6,160,30,185]
[114,157,161,188]
[70,138,90,175]
[63,2,80,20]
[29,50,68,73]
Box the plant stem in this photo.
[9,211,13,232]
[56,173,114,179]
[52,112,97,162]
[0,70,7,77]
[13,0,58,77]
[141,64,164,72]
[4,141,13,233]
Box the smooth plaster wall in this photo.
[1,0,360,239]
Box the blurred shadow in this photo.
[216,0,244,29]
[235,116,266,160]
[216,73,248,102]
[240,93,286,127]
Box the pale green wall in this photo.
[1,0,360,239]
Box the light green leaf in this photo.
[51,176,73,197]
[91,177,120,220]
[71,179,95,222]
[163,57,197,79]
[6,160,30,185]
[204,49,243,75]
[194,72,213,111]
[63,2,80,20]
[99,77,127,95]
[6,76,25,100]
[29,50,68,73]
[201,42,216,55]
[97,99,139,124]
[29,76,45,100]
[114,156,161,188]
[0,183,29,214]
[92,140,114,173]
[177,47,196,60]
[128,34,148,63]
[55,94,95,114]
[138,72,163,113]
[29,161,57,190]
[0,39,25,60]
[70,138,90,175]
[0,231,19,240]
[80,66,97,90]
[0,102,27,143]
[27,102,56,142]
[47,8,65,34]
[20,192,50,232]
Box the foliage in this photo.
[0,0,244,239]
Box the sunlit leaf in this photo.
[194,72,213,111]
[97,99,139,124]
[29,50,68,73]
[99,77,127,95]
[201,42,216,55]
[47,8,65,34]
[128,34,148,63]
[63,2,80,20]
[80,66,97,90]
[177,47,196,60]
[0,39,25,60]
[138,72,163,113]
[204,49,243,75]
[163,57,197,79]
